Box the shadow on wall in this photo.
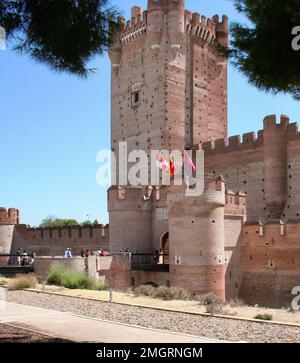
[225,230,243,301]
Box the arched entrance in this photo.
[160,232,169,264]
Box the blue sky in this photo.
[0,0,299,227]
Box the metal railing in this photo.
[0,254,35,267]
[131,253,169,266]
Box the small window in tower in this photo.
[131,91,140,108]
[134,92,139,103]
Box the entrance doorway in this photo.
[160,232,169,264]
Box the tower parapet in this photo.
[110,1,228,56]
[212,15,228,47]
[0,207,20,225]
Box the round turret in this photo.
[168,175,226,300]
[108,17,124,74]
[212,15,228,47]
[147,0,164,50]
[166,0,185,55]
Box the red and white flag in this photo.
[156,153,170,173]
[156,153,175,176]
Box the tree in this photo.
[81,220,92,226]
[40,216,79,228]
[0,0,120,76]
[227,0,300,99]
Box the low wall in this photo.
[34,257,86,280]
[34,254,131,291]
[94,255,131,290]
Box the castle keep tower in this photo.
[108,0,229,254]
[109,0,228,167]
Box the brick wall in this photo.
[25,225,109,256]
[240,221,300,308]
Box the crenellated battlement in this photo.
[185,11,216,44]
[185,11,227,45]
[27,224,109,240]
[286,122,300,140]
[202,131,263,155]
[263,114,300,141]
[0,207,20,225]
[115,2,227,47]
[226,190,246,206]
[225,190,247,218]
[263,114,289,129]
[202,114,300,156]
[120,7,148,45]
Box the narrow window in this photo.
[131,91,140,108]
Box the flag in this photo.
[169,156,175,176]
[156,153,176,176]
[156,153,170,174]
[184,151,196,172]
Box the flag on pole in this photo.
[169,156,175,176]
[156,153,170,174]
[156,153,176,176]
[184,151,196,172]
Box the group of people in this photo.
[16,248,36,266]
[63,248,106,259]
[120,248,131,256]
[80,248,105,257]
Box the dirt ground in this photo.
[0,324,71,343]
[30,285,300,326]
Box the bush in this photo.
[133,285,192,301]
[7,274,38,290]
[133,285,156,297]
[228,298,245,308]
[169,287,191,301]
[47,264,65,286]
[254,313,273,321]
[195,293,224,314]
[47,264,107,291]
[153,286,174,300]
[0,277,8,286]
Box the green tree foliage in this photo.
[40,215,79,228]
[0,0,120,76]
[228,0,300,99]
[81,220,92,226]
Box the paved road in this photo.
[0,301,227,343]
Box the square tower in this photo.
[108,0,228,253]
[109,0,228,162]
